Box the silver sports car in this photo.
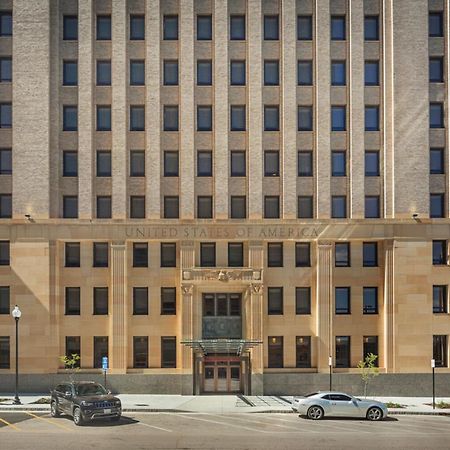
[292,392,388,421]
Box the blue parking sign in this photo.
[102,356,108,370]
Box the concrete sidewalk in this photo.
[1,394,450,415]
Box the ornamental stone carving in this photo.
[250,283,262,294]
[181,284,193,295]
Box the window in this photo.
[130,15,145,40]
[267,243,283,267]
[296,196,314,219]
[297,16,312,40]
[203,293,241,319]
[298,151,313,176]
[96,15,111,40]
[363,336,378,365]
[63,196,78,219]
[130,196,145,219]
[264,196,280,219]
[133,242,148,268]
[433,285,447,313]
[365,195,380,218]
[230,151,246,177]
[264,15,279,40]
[161,287,176,315]
[161,243,176,267]
[197,196,213,219]
[268,336,283,368]
[430,148,444,174]
[335,287,350,314]
[0,194,10,219]
[93,287,108,315]
[228,243,244,267]
[364,16,379,40]
[0,286,8,314]
[365,106,379,131]
[133,337,148,368]
[96,60,111,86]
[298,60,313,86]
[164,151,179,177]
[63,16,77,40]
[296,287,311,315]
[433,335,448,368]
[63,61,77,86]
[331,16,346,40]
[231,106,246,131]
[332,196,347,218]
[230,60,246,85]
[65,242,80,267]
[264,60,279,85]
[363,287,378,314]
[163,60,178,85]
[298,106,313,131]
[93,242,108,268]
[0,336,9,369]
[96,196,111,219]
[130,106,145,131]
[163,105,179,131]
[365,61,379,86]
[430,57,443,83]
[200,243,216,267]
[430,103,443,128]
[268,287,283,315]
[335,243,350,267]
[264,106,280,131]
[197,60,212,86]
[230,15,245,40]
[433,240,447,265]
[197,15,212,40]
[163,15,178,40]
[93,336,108,369]
[363,242,378,267]
[230,196,246,219]
[429,12,443,37]
[331,61,346,86]
[65,337,80,367]
[63,151,78,177]
[264,151,279,176]
[161,337,177,368]
[97,151,111,177]
[197,106,212,131]
[0,241,9,265]
[130,60,145,85]
[164,196,179,218]
[130,150,145,177]
[332,151,346,176]
[65,287,80,315]
[0,149,11,175]
[63,106,77,131]
[335,336,350,368]
[133,288,148,315]
[430,193,445,218]
[296,243,310,267]
[365,151,379,176]
[96,106,111,131]
[197,150,212,177]
[296,336,311,368]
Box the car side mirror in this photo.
[64,391,72,397]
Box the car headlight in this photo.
[115,401,121,407]
[81,401,94,407]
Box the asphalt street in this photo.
[0,411,449,450]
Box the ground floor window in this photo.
[0,336,9,368]
[335,336,350,368]
[296,336,311,368]
[93,336,108,369]
[133,336,148,368]
[363,336,379,366]
[161,336,176,368]
[433,335,448,367]
[268,336,283,368]
[65,336,80,368]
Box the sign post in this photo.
[431,359,435,410]
[328,356,333,391]
[102,356,108,388]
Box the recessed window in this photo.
[429,12,443,37]
[365,151,380,176]
[65,287,80,315]
[130,60,145,85]
[230,151,246,177]
[161,287,176,315]
[133,288,148,315]
[65,337,80,368]
[161,243,176,268]
[231,106,246,131]
[264,196,280,219]
[331,61,346,86]
[365,61,379,86]
[230,196,246,219]
[363,287,378,314]
[0,194,10,219]
[430,148,444,174]
[433,285,447,313]
[0,241,10,266]
[433,335,448,368]
[365,195,380,218]
[230,15,245,40]
[130,150,145,177]
[264,15,279,40]
[197,150,212,177]
[197,196,213,219]
[264,60,279,85]
[331,16,346,40]
[93,336,108,368]
[96,15,111,40]
[335,287,350,314]
[130,15,145,40]
[267,242,283,267]
[0,286,9,314]
[332,151,346,176]
[197,60,212,86]
[163,15,178,40]
[364,16,379,41]
[133,243,148,268]
[264,151,279,177]
[93,242,108,268]
[363,242,378,267]
[331,106,346,131]
[433,239,446,264]
[96,196,111,219]
[230,60,246,85]
[63,106,77,131]
[197,15,212,40]
[430,57,443,83]
[430,103,444,128]
[430,193,445,218]
[96,60,111,86]
[164,196,179,219]
[65,242,80,267]
[161,336,177,368]
[268,287,283,315]
[335,242,350,267]
[332,196,347,218]
[163,105,179,131]
[0,149,11,175]
[200,243,216,267]
[264,106,279,131]
[298,196,313,219]
[298,151,313,177]
[63,61,77,86]
[63,196,78,219]
[363,336,378,365]
[197,106,212,131]
[130,196,145,219]
[164,151,179,177]
[63,151,78,177]
[130,105,145,131]
[298,60,312,86]
[63,15,78,40]
[96,150,111,177]
[296,288,311,315]
[298,106,313,131]
[296,336,311,368]
[365,106,379,131]
[133,336,148,368]
[96,106,111,131]
[0,58,11,83]
[228,243,244,267]
[296,242,311,267]
[268,336,283,368]
[297,15,312,40]
[163,60,178,85]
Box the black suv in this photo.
[50,381,121,425]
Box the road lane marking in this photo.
[25,412,72,431]
[211,414,313,432]
[138,422,173,433]
[0,416,20,431]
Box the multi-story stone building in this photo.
[0,0,449,395]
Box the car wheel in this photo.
[73,407,84,426]
[307,405,324,420]
[50,401,60,418]
[366,407,383,421]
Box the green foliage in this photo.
[59,353,80,381]
[357,353,380,398]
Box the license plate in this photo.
[104,409,111,414]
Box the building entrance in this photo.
[203,357,241,393]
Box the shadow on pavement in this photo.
[298,415,398,422]
[58,414,139,427]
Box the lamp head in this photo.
[12,305,22,319]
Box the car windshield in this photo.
[304,392,319,398]
[75,384,108,396]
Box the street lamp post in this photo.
[431,358,436,410]
[328,356,333,391]
[11,305,22,405]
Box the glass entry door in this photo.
[203,361,241,393]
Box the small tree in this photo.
[59,354,80,382]
[357,353,379,398]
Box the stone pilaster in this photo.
[384,240,395,372]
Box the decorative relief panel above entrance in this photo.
[182,268,262,284]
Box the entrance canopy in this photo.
[181,339,262,356]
